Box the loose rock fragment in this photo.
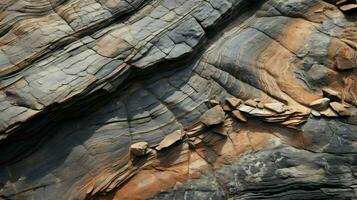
[330,102,350,116]
[156,130,183,151]
[130,142,149,156]
[222,103,233,112]
[263,102,287,113]
[311,110,321,117]
[226,97,242,108]
[310,98,330,111]
[209,96,221,107]
[244,99,258,107]
[232,110,247,122]
[200,105,225,126]
[238,104,255,113]
[186,123,205,137]
[188,137,203,146]
[257,103,264,109]
[210,99,220,107]
[322,88,341,101]
[320,108,339,117]
[340,4,357,13]
[249,108,276,117]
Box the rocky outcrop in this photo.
[328,0,357,13]
[0,0,356,200]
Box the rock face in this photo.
[0,0,356,200]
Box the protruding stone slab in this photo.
[311,110,321,117]
[310,98,330,111]
[264,102,287,113]
[156,130,183,151]
[320,108,339,117]
[330,102,350,116]
[322,88,341,101]
[200,105,225,126]
[238,104,255,113]
[340,4,357,13]
[249,108,276,117]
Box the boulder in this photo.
[310,98,330,111]
[130,142,149,156]
[200,105,225,126]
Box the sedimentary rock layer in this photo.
[0,0,356,200]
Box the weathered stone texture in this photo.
[0,0,356,200]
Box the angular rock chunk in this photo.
[222,103,233,111]
[257,102,264,109]
[226,97,242,108]
[311,110,321,117]
[130,142,149,156]
[156,130,183,151]
[320,108,339,117]
[330,102,350,116]
[244,99,258,107]
[310,98,330,111]
[200,105,225,126]
[232,110,247,122]
[210,99,220,106]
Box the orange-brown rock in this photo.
[232,110,247,122]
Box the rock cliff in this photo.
[0,0,356,199]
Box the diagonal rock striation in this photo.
[0,0,356,200]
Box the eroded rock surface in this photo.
[0,0,356,200]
